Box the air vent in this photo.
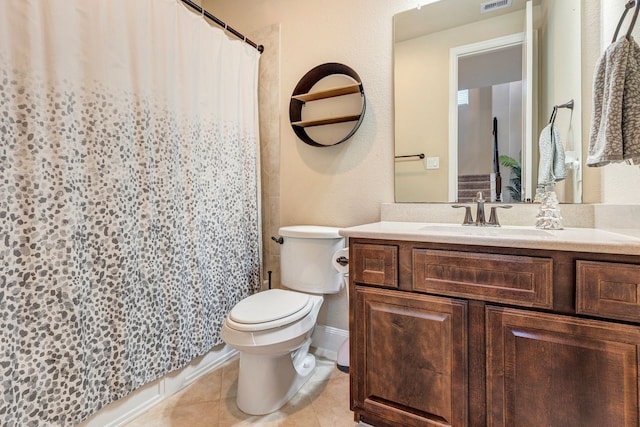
[480,0,512,14]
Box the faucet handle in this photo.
[487,205,512,227]
[451,204,474,225]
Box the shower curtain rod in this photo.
[180,0,264,53]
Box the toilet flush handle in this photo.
[271,235,284,244]
[336,256,349,266]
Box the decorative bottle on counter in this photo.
[535,184,563,230]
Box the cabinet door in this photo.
[352,287,468,427]
[487,306,640,427]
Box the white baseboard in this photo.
[311,324,349,356]
[78,344,237,427]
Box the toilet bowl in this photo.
[221,289,324,415]
[220,225,346,415]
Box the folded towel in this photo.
[538,123,566,186]
[588,36,640,166]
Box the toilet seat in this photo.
[226,289,314,332]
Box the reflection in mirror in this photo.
[454,36,524,203]
[394,0,582,203]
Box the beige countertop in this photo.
[339,221,640,256]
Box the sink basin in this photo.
[419,224,554,237]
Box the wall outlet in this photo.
[425,157,440,169]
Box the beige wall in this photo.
[203,0,625,212]
[205,0,408,229]
[599,1,640,203]
[579,0,601,203]
[574,0,640,204]
[252,24,281,289]
[394,30,450,202]
[204,0,410,331]
[458,87,493,176]
[539,0,582,203]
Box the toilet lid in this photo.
[229,289,311,325]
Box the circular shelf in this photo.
[289,63,366,147]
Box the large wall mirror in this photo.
[394,0,582,203]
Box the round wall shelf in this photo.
[289,63,366,147]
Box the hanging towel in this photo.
[538,123,567,186]
[588,36,640,166]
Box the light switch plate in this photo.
[425,157,440,169]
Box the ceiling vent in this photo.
[480,0,512,14]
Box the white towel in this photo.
[588,36,640,166]
[538,123,566,186]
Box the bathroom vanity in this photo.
[341,222,640,427]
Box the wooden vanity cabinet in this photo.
[349,238,640,427]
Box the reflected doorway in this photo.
[457,43,523,203]
[449,32,530,203]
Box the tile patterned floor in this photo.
[124,350,356,427]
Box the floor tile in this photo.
[220,357,239,400]
[126,398,221,427]
[174,368,223,405]
[309,376,354,427]
[125,350,357,427]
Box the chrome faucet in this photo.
[474,191,486,226]
[451,204,474,225]
[452,191,512,226]
[487,204,512,226]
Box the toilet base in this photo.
[236,338,316,415]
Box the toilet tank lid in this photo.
[279,225,342,239]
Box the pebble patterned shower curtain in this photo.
[0,1,261,425]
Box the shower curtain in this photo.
[0,1,261,425]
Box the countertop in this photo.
[339,221,640,256]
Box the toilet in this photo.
[220,225,346,415]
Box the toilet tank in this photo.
[279,226,345,294]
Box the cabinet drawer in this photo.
[576,260,640,323]
[352,243,398,288]
[413,249,553,308]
